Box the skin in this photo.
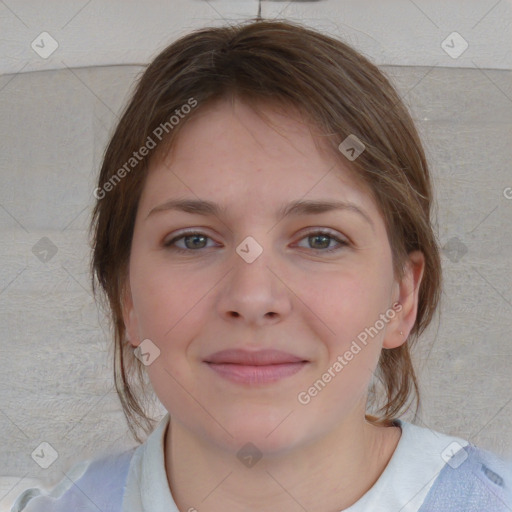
[122,97,425,511]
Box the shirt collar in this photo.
[122,412,179,512]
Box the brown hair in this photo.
[89,18,441,443]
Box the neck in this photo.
[164,407,401,512]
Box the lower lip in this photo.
[205,362,308,384]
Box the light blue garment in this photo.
[10,448,135,512]
[418,443,512,511]
[11,439,512,511]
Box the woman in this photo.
[12,18,512,512]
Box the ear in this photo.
[121,275,141,348]
[383,250,425,349]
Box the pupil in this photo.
[186,235,206,249]
[312,234,329,249]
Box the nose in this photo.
[215,239,292,327]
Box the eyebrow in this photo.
[146,198,374,230]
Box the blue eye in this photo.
[163,229,348,254]
[163,232,215,253]
[296,230,348,252]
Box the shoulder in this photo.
[393,420,512,510]
[10,447,137,512]
[420,442,512,511]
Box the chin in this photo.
[212,412,306,455]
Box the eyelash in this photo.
[163,229,349,255]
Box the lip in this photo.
[204,349,309,385]
[205,349,306,365]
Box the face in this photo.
[122,98,423,454]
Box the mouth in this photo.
[204,349,309,385]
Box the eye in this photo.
[163,229,349,254]
[295,229,349,253]
[163,231,218,254]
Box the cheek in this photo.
[305,270,393,402]
[300,274,388,412]
[129,252,213,345]
[310,267,390,338]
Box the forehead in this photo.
[140,97,379,222]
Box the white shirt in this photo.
[122,413,469,512]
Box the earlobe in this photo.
[383,250,425,349]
